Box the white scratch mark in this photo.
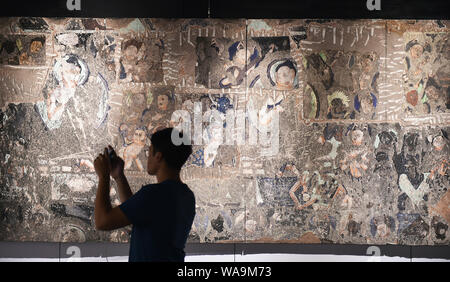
[187,28,194,47]
[364,33,370,46]
[333,27,336,44]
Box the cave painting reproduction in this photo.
[402,32,450,115]
[303,50,380,120]
[0,18,449,245]
[195,36,299,90]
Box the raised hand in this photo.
[108,145,125,180]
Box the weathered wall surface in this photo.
[0,18,449,245]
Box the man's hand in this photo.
[94,146,131,231]
[108,145,125,180]
[94,148,111,180]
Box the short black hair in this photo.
[150,127,192,171]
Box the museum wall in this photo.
[0,18,449,245]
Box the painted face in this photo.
[302,193,311,202]
[132,129,146,144]
[406,90,418,107]
[19,52,30,65]
[234,48,249,65]
[182,99,194,112]
[405,133,419,152]
[130,93,146,109]
[123,45,138,61]
[330,99,346,116]
[60,60,81,89]
[379,131,395,146]
[351,130,364,146]
[360,96,373,114]
[275,66,296,90]
[359,74,371,90]
[410,44,423,59]
[426,86,440,101]
[30,40,43,54]
[362,57,374,73]
[377,223,388,237]
[157,94,169,110]
[432,136,445,151]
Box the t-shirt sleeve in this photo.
[119,186,154,226]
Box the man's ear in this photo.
[155,151,163,162]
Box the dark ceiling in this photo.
[0,0,448,19]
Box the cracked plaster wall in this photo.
[0,17,449,245]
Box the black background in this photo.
[0,0,449,19]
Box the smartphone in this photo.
[108,147,115,160]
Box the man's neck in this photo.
[156,168,181,184]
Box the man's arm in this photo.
[108,145,133,203]
[113,173,133,203]
[94,149,131,231]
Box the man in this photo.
[93,127,195,262]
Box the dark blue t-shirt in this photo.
[119,179,196,262]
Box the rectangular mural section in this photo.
[0,18,449,245]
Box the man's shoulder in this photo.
[141,183,158,189]
[142,180,191,192]
[162,180,192,192]
[136,183,162,196]
[139,183,157,191]
[162,181,194,197]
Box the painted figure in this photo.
[119,38,163,83]
[402,35,449,115]
[118,124,147,171]
[219,40,261,88]
[267,59,298,90]
[35,54,89,130]
[394,132,430,211]
[327,90,350,119]
[428,134,448,180]
[277,164,322,211]
[340,129,370,178]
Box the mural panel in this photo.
[0,18,449,245]
[402,32,450,115]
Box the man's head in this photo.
[147,127,192,175]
